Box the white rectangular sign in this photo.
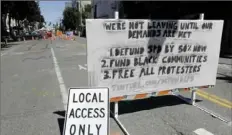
[86,19,224,98]
[63,88,109,135]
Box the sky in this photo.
[39,1,66,26]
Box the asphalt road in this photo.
[1,38,231,135]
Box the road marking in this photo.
[197,89,232,106]
[8,52,25,55]
[51,48,68,109]
[196,90,232,109]
[194,128,214,135]
[78,64,87,70]
[76,52,86,55]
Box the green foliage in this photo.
[2,1,14,15]
[38,23,44,29]
[1,1,45,28]
[48,22,52,26]
[81,4,91,25]
[26,1,41,22]
[40,15,45,22]
[84,4,91,13]
[62,7,80,30]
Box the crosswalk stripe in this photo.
[194,128,214,135]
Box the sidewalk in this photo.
[218,57,232,75]
[1,40,36,56]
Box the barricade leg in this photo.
[114,102,118,118]
[109,10,131,134]
[191,89,196,105]
[173,88,231,125]
[110,102,130,135]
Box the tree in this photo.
[1,1,12,32]
[38,15,45,29]
[84,4,91,13]
[40,15,45,23]
[81,4,91,25]
[1,0,44,37]
[11,1,29,26]
[26,1,42,26]
[58,19,64,32]
[62,7,80,30]
[38,23,43,29]
[2,1,15,35]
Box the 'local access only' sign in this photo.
[63,88,109,135]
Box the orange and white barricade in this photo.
[85,12,227,135]
[107,84,214,135]
[56,30,63,39]
[110,85,214,102]
[108,84,214,135]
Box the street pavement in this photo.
[1,38,231,135]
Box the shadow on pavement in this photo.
[217,73,232,83]
[53,111,65,135]
[54,110,66,117]
[53,95,202,135]
[57,118,65,135]
[220,54,232,59]
[110,95,202,115]
[1,43,19,49]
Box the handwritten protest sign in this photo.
[86,19,224,98]
[63,88,109,135]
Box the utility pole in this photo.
[79,0,82,36]
[40,14,41,29]
[37,0,42,30]
[80,0,82,26]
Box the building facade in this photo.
[92,0,119,18]
[91,1,232,55]
[71,0,91,11]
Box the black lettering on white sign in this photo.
[64,88,109,135]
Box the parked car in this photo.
[14,32,28,41]
[14,30,43,41]
[31,30,43,39]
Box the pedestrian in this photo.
[47,30,53,44]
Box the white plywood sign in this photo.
[86,19,224,98]
[63,88,109,135]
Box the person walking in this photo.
[47,30,53,44]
